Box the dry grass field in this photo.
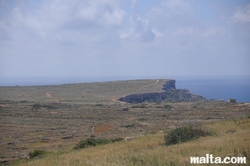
[14,118,250,166]
[0,79,250,165]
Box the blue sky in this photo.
[0,0,250,80]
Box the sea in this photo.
[0,75,250,102]
[176,76,250,103]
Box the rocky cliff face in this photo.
[162,80,176,90]
[119,80,206,103]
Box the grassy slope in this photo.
[0,79,167,104]
[15,118,250,166]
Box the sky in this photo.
[0,0,250,81]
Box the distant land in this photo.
[2,79,198,104]
[119,80,207,103]
[1,76,250,102]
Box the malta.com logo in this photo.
[190,154,246,164]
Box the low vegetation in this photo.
[164,126,212,145]
[1,80,250,164]
[28,150,46,159]
[74,138,123,150]
[14,118,250,166]
[123,124,135,128]
[164,104,172,109]
[131,105,146,108]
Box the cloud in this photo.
[127,0,223,44]
[0,0,126,43]
[119,28,134,39]
[129,13,156,42]
[127,0,217,42]
[131,0,138,9]
[151,29,163,37]
[232,4,250,23]
[65,1,125,29]
[0,0,249,78]
[161,0,192,14]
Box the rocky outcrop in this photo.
[119,80,206,103]
[119,92,167,103]
[162,80,176,90]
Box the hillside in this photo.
[0,79,169,104]
[119,80,206,103]
[0,79,206,104]
[14,118,250,166]
[0,79,250,164]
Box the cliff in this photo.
[119,80,206,103]
[162,80,176,90]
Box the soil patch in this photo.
[94,124,113,133]
[45,93,52,98]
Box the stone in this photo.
[122,107,129,111]
[162,80,176,90]
[228,99,236,103]
[119,79,207,103]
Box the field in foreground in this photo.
[14,118,250,166]
[0,79,250,165]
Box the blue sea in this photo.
[0,76,250,102]
[176,76,250,102]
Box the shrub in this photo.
[164,105,172,109]
[74,138,108,150]
[74,138,123,150]
[32,104,42,109]
[29,150,46,159]
[32,103,56,110]
[123,124,135,128]
[164,126,211,146]
[95,103,103,106]
[138,118,147,121]
[131,105,146,108]
[111,138,124,142]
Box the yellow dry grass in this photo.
[15,118,250,166]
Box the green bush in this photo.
[123,124,135,128]
[32,104,42,109]
[32,103,56,110]
[138,118,147,121]
[95,103,103,106]
[74,138,123,150]
[131,105,146,108]
[164,105,172,109]
[29,150,46,159]
[165,126,211,146]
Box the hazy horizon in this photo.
[1,75,249,102]
[1,75,250,86]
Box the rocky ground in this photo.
[0,79,249,163]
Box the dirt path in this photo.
[111,96,125,104]
[110,79,160,104]
[111,97,116,102]
[82,92,92,96]
[137,79,159,91]
[45,92,66,102]
[46,92,52,98]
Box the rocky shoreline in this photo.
[119,80,206,103]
